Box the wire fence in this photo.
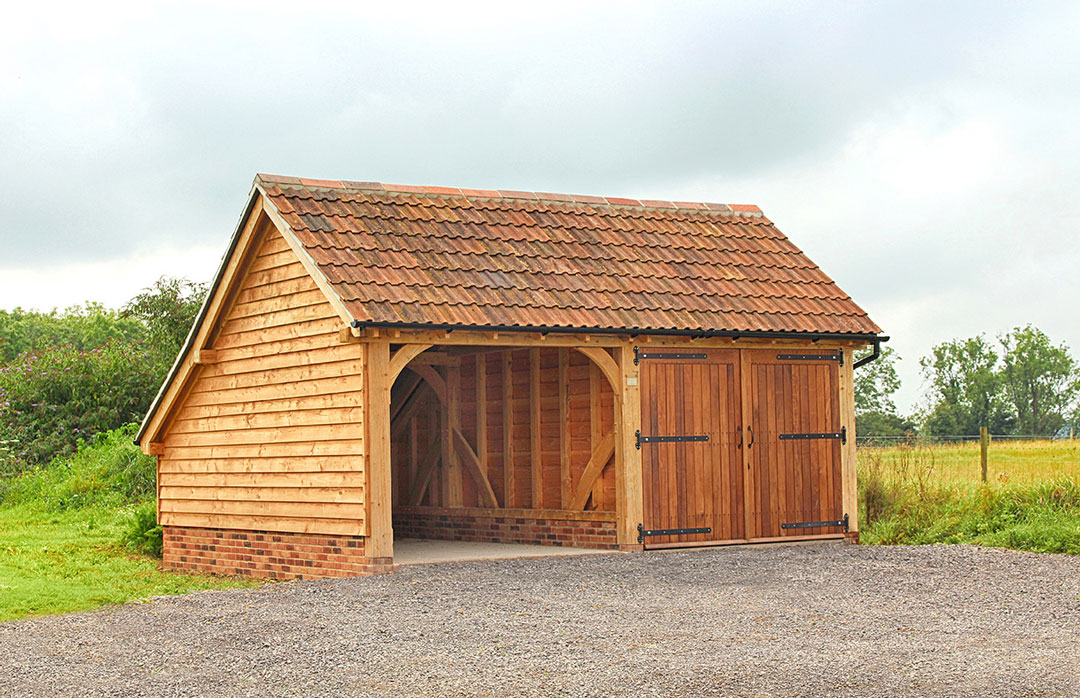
[856,433,1070,447]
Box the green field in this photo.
[857,439,1080,552]
[859,438,1080,486]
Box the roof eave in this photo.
[350,319,887,343]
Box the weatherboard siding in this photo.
[157,228,366,537]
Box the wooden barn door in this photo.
[638,349,744,546]
[741,350,845,540]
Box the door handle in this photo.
[737,426,743,449]
[747,425,754,449]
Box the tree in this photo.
[853,345,915,437]
[0,304,144,364]
[998,325,1079,436]
[919,335,1013,436]
[122,277,207,373]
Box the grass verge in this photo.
[0,504,255,623]
[858,440,1080,553]
[0,425,257,623]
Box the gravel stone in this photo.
[1,543,1078,697]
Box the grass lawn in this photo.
[0,504,257,623]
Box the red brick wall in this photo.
[393,511,618,549]
[163,526,392,580]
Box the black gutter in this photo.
[351,319,889,345]
[853,338,883,369]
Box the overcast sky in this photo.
[2,1,1078,413]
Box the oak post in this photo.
[530,348,543,509]
[614,344,643,547]
[559,348,571,508]
[364,339,393,560]
[502,351,515,508]
[838,346,859,535]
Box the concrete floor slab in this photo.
[392,538,616,566]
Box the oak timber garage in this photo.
[136,174,885,579]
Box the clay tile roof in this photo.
[254,174,882,336]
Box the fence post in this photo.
[980,426,989,483]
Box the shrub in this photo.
[1,423,156,510]
[0,341,159,471]
[122,500,164,558]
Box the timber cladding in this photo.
[157,227,368,538]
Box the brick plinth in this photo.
[392,510,618,549]
[163,526,392,580]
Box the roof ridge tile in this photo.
[256,173,763,217]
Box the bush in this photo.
[122,500,163,557]
[1,423,156,510]
[0,341,159,472]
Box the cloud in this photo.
[2,1,1079,414]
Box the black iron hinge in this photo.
[777,352,843,366]
[635,430,710,449]
[638,523,713,543]
[634,346,708,365]
[778,426,846,444]
[781,513,849,532]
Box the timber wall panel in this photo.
[391,348,615,514]
[158,228,366,537]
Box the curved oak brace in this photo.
[575,347,621,396]
[389,344,434,384]
[406,364,448,406]
[452,428,500,508]
[567,429,615,510]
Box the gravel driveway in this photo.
[2,543,1078,697]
